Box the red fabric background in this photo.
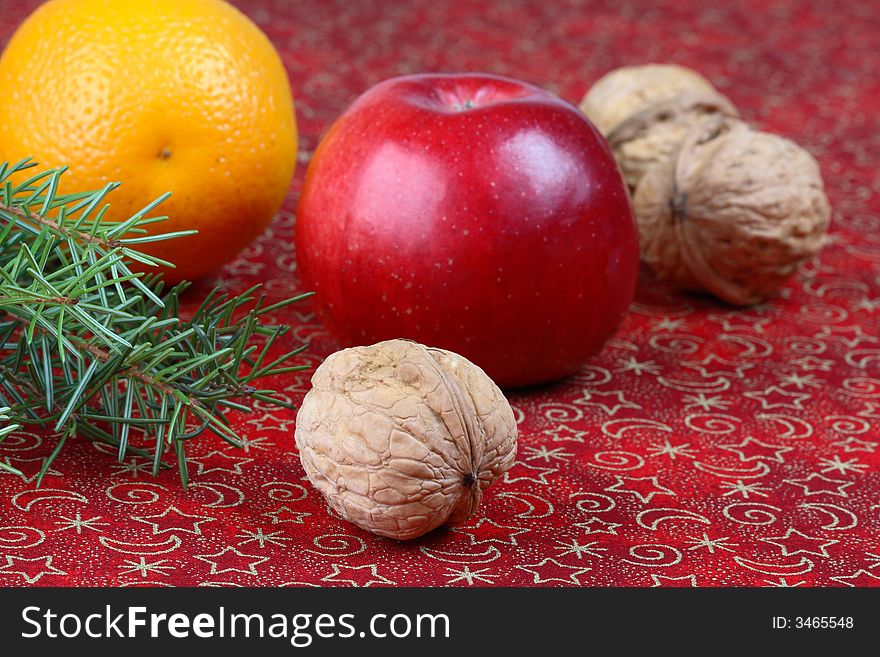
[1,0,878,587]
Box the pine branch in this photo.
[0,159,312,488]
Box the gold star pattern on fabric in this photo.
[647,439,696,460]
[760,528,839,557]
[502,462,558,485]
[109,459,153,478]
[451,519,530,546]
[684,354,755,379]
[321,564,394,587]
[244,413,297,433]
[236,528,291,548]
[515,558,590,585]
[651,574,697,587]
[819,325,879,348]
[684,533,737,554]
[133,506,215,535]
[614,357,661,376]
[542,425,589,443]
[818,456,867,475]
[719,480,771,498]
[857,402,880,417]
[832,436,878,453]
[190,451,254,476]
[575,517,622,535]
[683,393,731,411]
[707,312,770,333]
[777,372,821,389]
[443,566,496,585]
[55,512,108,534]
[554,539,606,560]
[118,558,175,579]
[719,437,794,463]
[653,317,685,331]
[194,547,269,576]
[762,578,805,587]
[523,445,573,462]
[744,386,812,410]
[829,570,880,587]
[1,456,62,484]
[262,506,311,525]
[574,389,641,416]
[783,474,854,498]
[787,355,834,372]
[0,554,66,584]
[855,297,880,312]
[605,475,676,504]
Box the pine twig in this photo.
[0,158,312,488]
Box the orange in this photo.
[0,0,297,282]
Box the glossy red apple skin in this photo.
[295,73,638,388]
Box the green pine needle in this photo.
[0,159,313,489]
[0,406,23,476]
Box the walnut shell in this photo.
[294,339,518,540]
[607,90,739,190]
[633,116,831,305]
[579,63,717,136]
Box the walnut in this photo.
[633,116,831,305]
[579,64,739,190]
[294,339,518,540]
[579,63,719,135]
[606,91,739,190]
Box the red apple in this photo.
[295,73,638,387]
